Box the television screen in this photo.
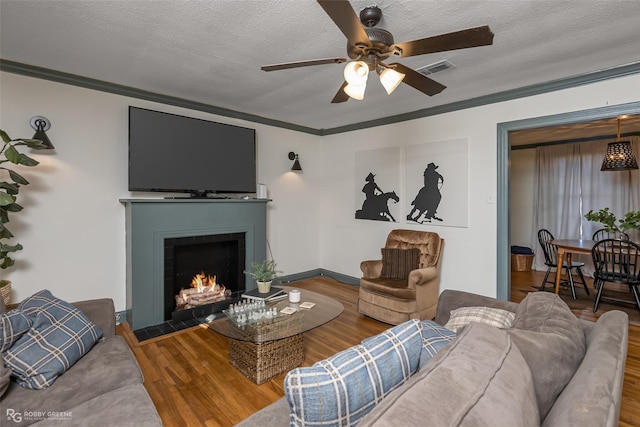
[129,107,256,195]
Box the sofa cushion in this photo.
[509,292,587,420]
[2,290,103,389]
[380,248,420,280]
[513,291,585,349]
[444,306,515,333]
[32,384,162,426]
[418,320,456,368]
[358,322,540,427]
[284,319,423,427]
[1,336,144,426]
[0,309,33,352]
[0,354,10,398]
[542,310,628,426]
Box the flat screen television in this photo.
[128,106,256,196]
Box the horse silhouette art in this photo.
[407,162,444,223]
[355,173,399,222]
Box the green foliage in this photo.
[585,208,640,233]
[1,129,45,270]
[244,260,282,282]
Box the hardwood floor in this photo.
[118,275,640,426]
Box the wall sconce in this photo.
[600,118,638,171]
[30,116,55,149]
[288,152,302,171]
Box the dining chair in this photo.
[537,229,589,299]
[592,228,629,241]
[592,238,640,312]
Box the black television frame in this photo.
[128,106,257,197]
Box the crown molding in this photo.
[2,59,639,136]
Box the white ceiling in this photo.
[1,0,639,131]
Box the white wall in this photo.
[0,72,321,308]
[318,74,640,298]
[2,70,639,308]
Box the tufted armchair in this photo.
[358,229,444,325]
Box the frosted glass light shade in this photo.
[344,61,369,86]
[344,83,366,100]
[379,68,405,94]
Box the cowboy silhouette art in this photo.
[355,172,399,222]
[407,162,444,223]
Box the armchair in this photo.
[358,229,444,325]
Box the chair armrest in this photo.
[434,290,518,326]
[361,260,383,279]
[72,298,116,339]
[408,266,439,287]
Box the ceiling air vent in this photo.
[415,60,456,76]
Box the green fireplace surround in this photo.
[120,198,269,330]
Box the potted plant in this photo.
[585,208,640,235]
[244,260,281,293]
[1,129,45,304]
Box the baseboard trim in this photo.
[277,269,359,286]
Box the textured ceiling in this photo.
[1,0,639,131]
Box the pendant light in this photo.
[600,118,639,171]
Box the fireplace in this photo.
[121,198,269,330]
[164,232,245,321]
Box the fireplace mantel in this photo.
[120,198,269,330]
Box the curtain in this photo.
[531,136,640,275]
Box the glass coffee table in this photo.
[205,286,343,384]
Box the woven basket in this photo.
[1,281,11,305]
[511,254,534,272]
[229,333,305,384]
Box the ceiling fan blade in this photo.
[261,58,346,72]
[392,25,494,58]
[331,81,350,103]
[317,0,371,48]
[389,63,446,96]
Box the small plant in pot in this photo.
[244,260,281,293]
[585,208,640,235]
[1,129,46,304]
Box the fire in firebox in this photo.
[175,272,232,310]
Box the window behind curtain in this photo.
[531,136,639,275]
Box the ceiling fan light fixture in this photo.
[344,83,366,100]
[379,67,405,95]
[344,61,369,86]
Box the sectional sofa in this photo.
[237,289,628,426]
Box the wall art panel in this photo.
[354,147,401,222]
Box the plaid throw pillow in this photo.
[3,290,103,389]
[380,248,420,279]
[444,306,516,333]
[284,319,424,427]
[0,310,33,352]
[419,320,457,368]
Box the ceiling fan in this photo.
[261,0,494,103]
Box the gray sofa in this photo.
[236,289,628,426]
[1,296,162,426]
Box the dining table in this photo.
[549,239,596,294]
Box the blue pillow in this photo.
[419,320,456,368]
[0,310,33,352]
[284,319,423,427]
[2,290,103,389]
